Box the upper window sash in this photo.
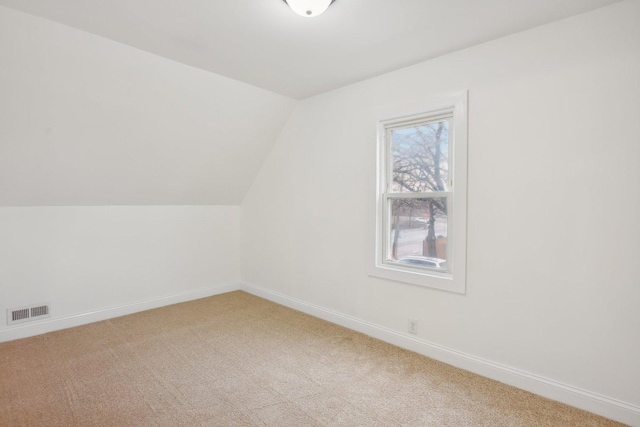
[384,113,454,196]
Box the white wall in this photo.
[0,6,295,206]
[1,0,638,423]
[0,7,267,341]
[242,0,640,421]
[0,206,240,341]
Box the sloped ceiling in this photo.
[0,6,295,206]
[0,1,621,206]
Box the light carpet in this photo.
[0,291,623,426]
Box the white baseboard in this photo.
[0,282,241,343]
[240,281,640,427]
[2,280,637,425]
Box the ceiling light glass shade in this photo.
[284,0,335,17]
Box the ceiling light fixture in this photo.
[283,0,336,18]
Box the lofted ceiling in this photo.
[0,0,621,100]
[0,0,622,207]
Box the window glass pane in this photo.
[388,197,448,271]
[391,120,449,193]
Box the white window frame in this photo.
[369,91,468,294]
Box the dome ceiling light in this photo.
[283,0,336,18]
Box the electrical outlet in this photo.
[408,318,418,335]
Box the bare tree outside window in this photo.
[387,120,450,269]
[391,121,449,193]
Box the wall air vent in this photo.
[7,304,51,326]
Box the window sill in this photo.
[368,262,465,294]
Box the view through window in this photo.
[385,116,452,272]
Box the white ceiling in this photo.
[0,0,620,99]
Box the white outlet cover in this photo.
[408,318,418,334]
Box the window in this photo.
[371,91,467,293]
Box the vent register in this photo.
[7,304,51,325]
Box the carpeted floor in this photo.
[0,291,624,426]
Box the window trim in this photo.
[369,91,468,294]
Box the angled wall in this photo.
[241,1,640,424]
[0,206,241,341]
[0,6,295,206]
[0,6,292,339]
